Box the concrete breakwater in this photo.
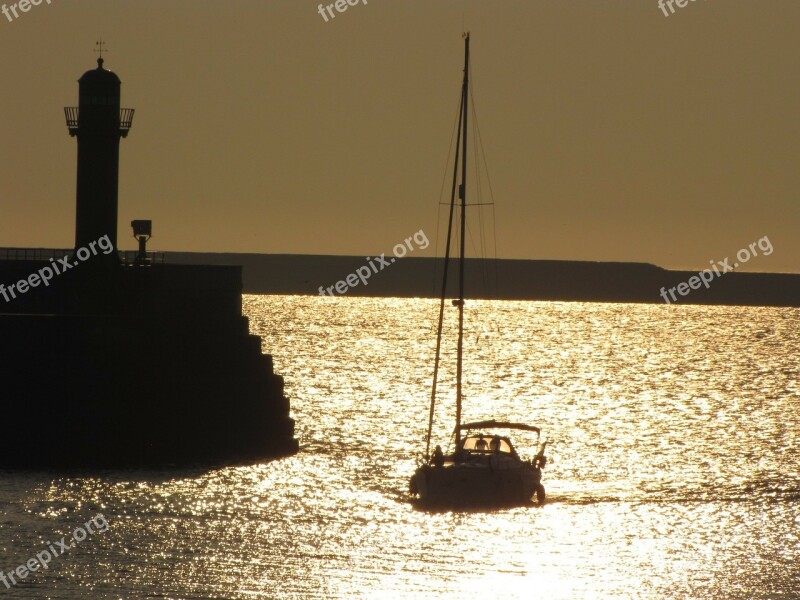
[0,257,298,468]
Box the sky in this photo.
[0,0,798,273]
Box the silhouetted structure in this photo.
[0,58,297,468]
[65,56,133,253]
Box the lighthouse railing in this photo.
[63,107,135,137]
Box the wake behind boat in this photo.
[409,33,548,509]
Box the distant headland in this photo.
[164,253,800,307]
[11,247,792,308]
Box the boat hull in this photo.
[410,461,543,508]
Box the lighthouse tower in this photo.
[64,54,134,252]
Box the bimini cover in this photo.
[456,420,540,434]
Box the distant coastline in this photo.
[164,253,800,307]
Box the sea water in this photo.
[1,296,798,598]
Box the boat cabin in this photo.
[461,434,517,456]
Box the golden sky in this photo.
[0,0,798,273]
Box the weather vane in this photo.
[94,39,108,63]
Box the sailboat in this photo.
[409,33,547,508]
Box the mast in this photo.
[455,32,470,450]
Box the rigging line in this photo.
[470,115,486,292]
[464,218,482,263]
[425,84,465,461]
[432,93,466,297]
[467,75,484,256]
[455,32,469,451]
[462,167,492,296]
[468,65,500,297]
[462,217,493,301]
[474,112,490,294]
[467,61,493,296]
[491,200,499,295]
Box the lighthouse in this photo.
[64,53,134,252]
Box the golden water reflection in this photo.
[2,297,797,598]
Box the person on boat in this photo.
[533,464,542,487]
[490,435,501,453]
[475,437,488,451]
[432,445,444,468]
